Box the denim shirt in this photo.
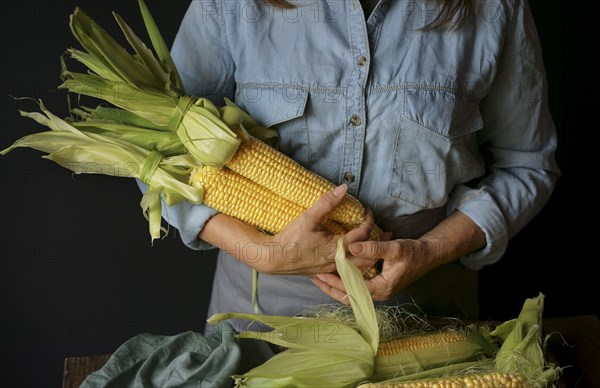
[158,0,559,270]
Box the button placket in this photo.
[341,1,371,196]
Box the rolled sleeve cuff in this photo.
[136,180,219,251]
[447,185,508,270]
[163,200,220,251]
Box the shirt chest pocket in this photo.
[234,84,311,166]
[389,88,484,209]
[403,88,483,139]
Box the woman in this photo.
[145,0,559,328]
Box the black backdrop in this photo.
[0,1,591,387]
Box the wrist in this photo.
[416,236,453,268]
[418,212,486,265]
[257,234,283,273]
[200,214,282,272]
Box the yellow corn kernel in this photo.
[377,331,468,356]
[373,331,484,381]
[190,166,303,234]
[226,134,367,226]
[358,372,525,387]
[191,166,355,237]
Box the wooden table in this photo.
[63,315,599,387]
[62,354,111,388]
[543,315,599,388]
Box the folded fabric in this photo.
[80,323,241,388]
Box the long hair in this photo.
[263,0,474,30]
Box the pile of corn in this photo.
[206,239,560,387]
[1,0,381,249]
[211,290,559,387]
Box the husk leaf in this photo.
[69,7,157,90]
[207,238,378,387]
[137,0,183,91]
[112,11,170,92]
[335,237,379,354]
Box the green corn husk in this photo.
[6,103,202,205]
[2,0,279,242]
[219,98,279,148]
[208,238,379,387]
[136,0,183,91]
[62,5,243,167]
[1,101,203,242]
[209,313,374,388]
[491,293,560,387]
[68,6,170,93]
[61,59,241,167]
[71,105,169,131]
[69,119,185,157]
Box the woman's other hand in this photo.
[311,211,485,303]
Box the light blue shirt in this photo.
[155,0,559,271]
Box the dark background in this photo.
[0,1,590,387]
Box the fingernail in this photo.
[316,274,324,281]
[332,184,347,197]
[349,242,363,254]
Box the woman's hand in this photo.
[311,211,486,303]
[201,183,375,276]
[260,184,374,275]
[312,238,439,302]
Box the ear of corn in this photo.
[226,133,367,226]
[491,294,559,387]
[373,330,485,381]
[358,371,525,387]
[362,294,559,388]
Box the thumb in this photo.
[304,184,348,223]
[349,240,388,259]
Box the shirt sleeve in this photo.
[137,0,236,250]
[447,0,561,270]
[136,180,219,250]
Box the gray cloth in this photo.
[80,323,241,388]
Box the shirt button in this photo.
[350,114,362,127]
[358,56,367,67]
[343,171,356,183]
